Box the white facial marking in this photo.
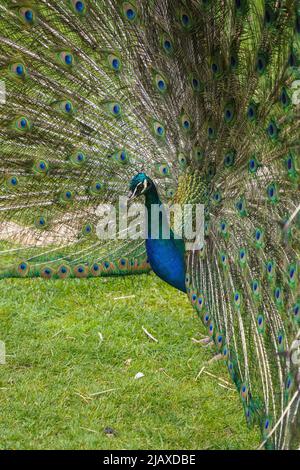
[140,179,148,194]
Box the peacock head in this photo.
[128,172,153,200]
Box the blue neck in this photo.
[145,185,160,238]
[144,186,174,240]
[143,185,186,293]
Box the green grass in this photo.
[0,273,260,450]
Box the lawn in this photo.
[0,273,260,450]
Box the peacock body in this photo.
[0,0,300,449]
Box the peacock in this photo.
[0,0,299,449]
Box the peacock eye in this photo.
[192,147,205,162]
[153,121,166,138]
[230,53,238,70]
[166,187,175,198]
[224,101,235,124]
[15,116,31,132]
[266,120,278,140]
[284,152,297,179]
[154,74,167,93]
[57,265,70,278]
[288,264,297,285]
[178,152,187,168]
[207,124,216,139]
[240,384,249,400]
[89,181,103,195]
[292,303,300,323]
[156,163,170,177]
[71,0,87,15]
[74,264,88,278]
[107,54,122,72]
[25,10,33,21]
[256,53,268,74]
[113,104,120,115]
[35,215,47,229]
[280,87,290,108]
[53,100,75,115]
[33,160,49,176]
[41,266,54,279]
[266,183,278,203]
[162,36,173,55]
[123,2,137,21]
[217,334,223,345]
[19,7,36,25]
[65,102,72,112]
[10,62,27,79]
[57,51,75,67]
[248,155,260,174]
[112,58,119,69]
[224,150,236,168]
[233,291,242,308]
[251,280,260,295]
[70,151,87,166]
[264,6,276,26]
[213,191,222,203]
[191,76,202,92]
[180,11,192,30]
[82,223,93,236]
[6,176,19,189]
[107,102,122,118]
[220,252,227,265]
[247,101,258,121]
[267,261,273,273]
[114,149,129,164]
[180,114,191,132]
[60,189,74,204]
[157,80,166,91]
[18,261,30,276]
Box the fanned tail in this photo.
[176,0,300,449]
